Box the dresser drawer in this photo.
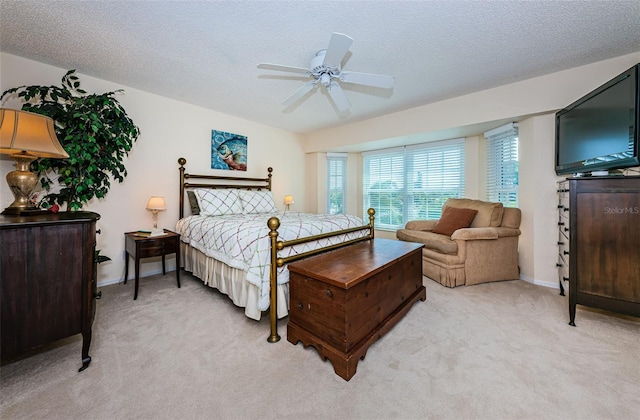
[557,217,569,237]
[557,181,570,198]
[557,253,569,276]
[557,180,572,296]
[558,202,569,218]
[558,233,570,256]
[557,257,569,293]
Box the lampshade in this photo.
[0,108,69,214]
[146,196,166,211]
[283,195,295,205]
[0,109,69,158]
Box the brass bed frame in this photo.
[178,158,376,343]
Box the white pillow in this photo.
[194,189,243,216]
[239,190,277,214]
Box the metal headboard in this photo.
[178,157,273,218]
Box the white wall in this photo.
[304,152,322,213]
[1,53,305,286]
[518,114,561,288]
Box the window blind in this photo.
[327,153,347,214]
[363,139,465,230]
[485,122,519,207]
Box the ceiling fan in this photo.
[257,32,394,112]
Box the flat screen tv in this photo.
[555,63,640,176]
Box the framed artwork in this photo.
[211,130,247,171]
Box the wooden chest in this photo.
[287,238,425,381]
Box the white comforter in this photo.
[175,212,367,311]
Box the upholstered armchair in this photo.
[396,198,521,287]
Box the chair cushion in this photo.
[443,198,504,228]
[396,229,458,254]
[432,206,478,236]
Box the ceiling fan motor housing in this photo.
[310,50,338,86]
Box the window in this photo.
[327,153,347,214]
[485,123,519,207]
[363,139,466,230]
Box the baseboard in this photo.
[100,272,561,290]
[97,268,172,288]
[97,277,122,287]
[520,275,559,289]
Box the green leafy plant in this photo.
[95,249,112,264]
[1,70,140,210]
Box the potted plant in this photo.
[1,69,140,210]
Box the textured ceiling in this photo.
[1,1,639,134]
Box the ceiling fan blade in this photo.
[339,71,395,89]
[322,33,353,68]
[327,81,351,112]
[282,81,317,106]
[258,63,309,74]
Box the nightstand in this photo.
[124,229,181,300]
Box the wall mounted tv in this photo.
[555,63,640,176]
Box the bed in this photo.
[175,158,375,342]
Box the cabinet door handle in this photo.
[324,289,333,298]
[96,229,102,235]
[564,251,570,255]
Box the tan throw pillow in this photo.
[432,207,478,236]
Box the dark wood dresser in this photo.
[558,176,640,326]
[287,238,425,381]
[0,211,101,371]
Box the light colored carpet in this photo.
[1,272,639,419]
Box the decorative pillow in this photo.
[187,190,200,215]
[432,207,478,236]
[239,190,278,214]
[444,198,503,227]
[194,188,243,216]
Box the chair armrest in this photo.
[404,220,438,231]
[451,226,521,241]
[451,227,498,240]
[494,227,521,237]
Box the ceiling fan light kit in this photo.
[258,32,394,112]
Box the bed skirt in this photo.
[180,242,289,321]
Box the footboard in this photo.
[266,208,376,342]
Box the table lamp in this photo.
[284,195,294,212]
[0,108,69,214]
[146,196,166,236]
